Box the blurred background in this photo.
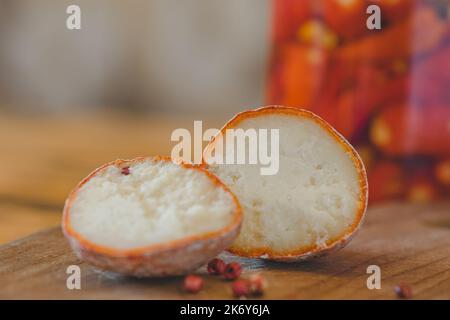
[0,0,269,243]
[0,0,269,115]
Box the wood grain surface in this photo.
[0,202,449,299]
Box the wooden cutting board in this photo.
[0,202,449,299]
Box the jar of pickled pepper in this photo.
[267,0,450,204]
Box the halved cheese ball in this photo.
[62,156,242,277]
[204,106,368,261]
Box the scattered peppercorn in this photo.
[183,274,204,293]
[121,166,130,175]
[394,283,413,299]
[232,279,251,298]
[223,262,242,280]
[207,258,226,276]
[248,274,265,296]
[231,274,266,298]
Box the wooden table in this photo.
[0,202,449,299]
[0,114,449,299]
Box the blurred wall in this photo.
[0,0,269,115]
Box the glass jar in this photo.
[267,0,450,205]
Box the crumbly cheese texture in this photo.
[207,114,362,253]
[70,160,236,249]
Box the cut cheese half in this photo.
[204,106,368,261]
[62,156,242,276]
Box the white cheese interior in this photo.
[70,160,236,249]
[207,113,362,253]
